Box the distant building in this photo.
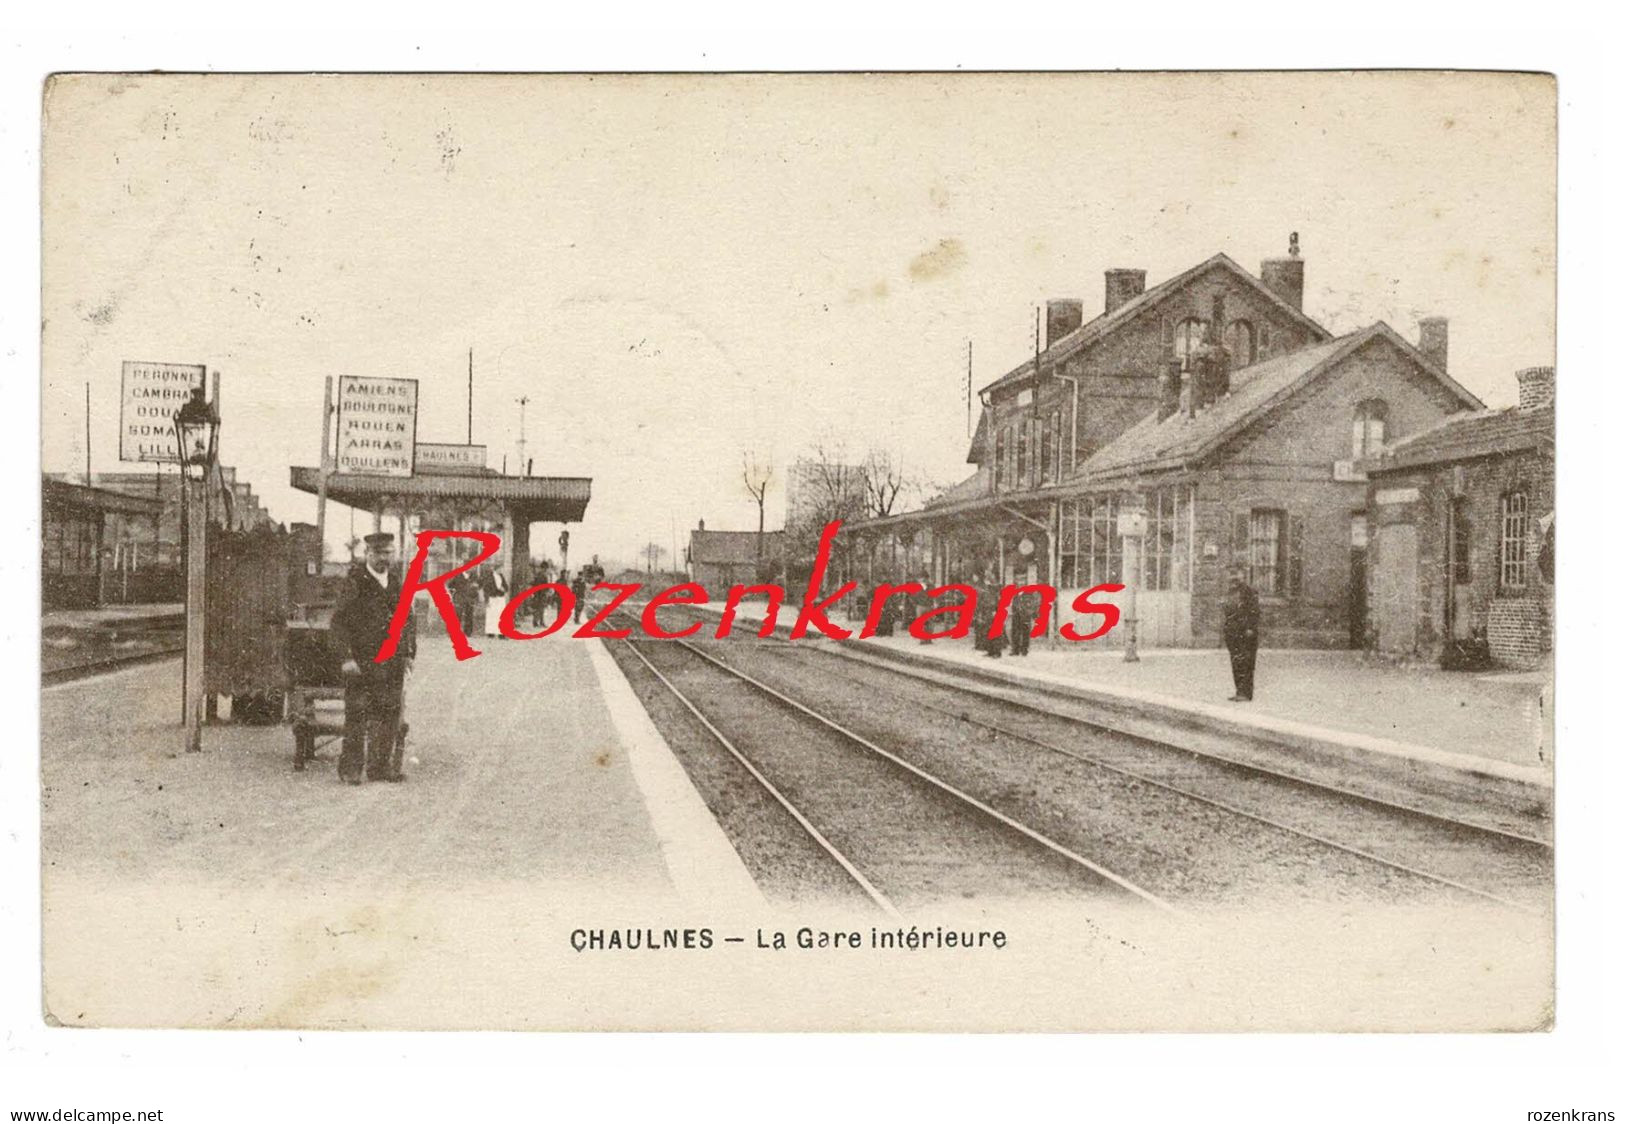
[44,466,275,607]
[42,478,163,610]
[688,520,785,589]
[1360,366,1554,667]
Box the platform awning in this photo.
[289,466,592,523]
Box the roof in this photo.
[1363,405,1553,474]
[1079,322,1483,481]
[289,466,592,522]
[980,253,1334,397]
[42,477,164,516]
[689,529,784,564]
[966,410,990,464]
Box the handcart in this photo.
[286,604,344,771]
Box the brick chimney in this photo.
[1260,232,1305,312]
[1104,269,1147,315]
[1046,299,1084,346]
[1516,366,1554,410]
[1418,317,1449,372]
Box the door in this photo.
[1372,524,1418,656]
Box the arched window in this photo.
[1352,399,1389,458]
[1224,319,1257,366]
[1173,318,1206,367]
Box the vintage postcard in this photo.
[39,71,1555,1031]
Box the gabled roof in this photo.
[1363,405,1553,474]
[690,529,784,565]
[1078,322,1484,481]
[980,253,1334,397]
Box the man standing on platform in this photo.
[332,532,415,784]
[1222,565,1260,702]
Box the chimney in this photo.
[1516,366,1554,410]
[1418,317,1449,372]
[1259,232,1305,312]
[698,518,706,532]
[1045,299,1085,346]
[1157,363,1181,422]
[1104,269,1147,315]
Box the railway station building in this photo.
[1358,366,1555,667]
[849,238,1485,648]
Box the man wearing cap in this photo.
[1221,565,1260,702]
[331,532,415,783]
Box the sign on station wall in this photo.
[336,375,418,477]
[119,360,206,462]
[415,442,487,475]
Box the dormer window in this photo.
[1352,399,1389,458]
[1173,318,1206,368]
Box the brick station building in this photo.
[1359,366,1555,667]
[849,237,1486,648]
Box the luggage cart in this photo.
[286,604,343,771]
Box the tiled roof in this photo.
[1078,322,1483,480]
[690,529,784,565]
[1363,405,1553,474]
[980,253,1333,396]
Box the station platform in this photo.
[689,597,1554,837]
[41,632,761,1027]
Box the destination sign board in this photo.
[119,361,206,462]
[336,375,418,477]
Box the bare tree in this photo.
[742,451,774,571]
[642,541,666,575]
[862,447,910,518]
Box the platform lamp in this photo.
[174,383,219,753]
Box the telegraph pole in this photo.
[467,347,474,445]
[965,341,973,437]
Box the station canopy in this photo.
[289,466,591,524]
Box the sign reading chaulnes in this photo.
[119,360,207,463]
[336,375,418,477]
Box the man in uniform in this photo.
[1221,565,1260,702]
[331,532,415,784]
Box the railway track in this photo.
[41,646,183,686]
[688,624,1548,912]
[610,620,1177,916]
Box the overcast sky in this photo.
[41,72,1554,567]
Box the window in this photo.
[1501,491,1529,589]
[1038,415,1052,484]
[1057,497,1120,587]
[994,427,1008,490]
[1173,318,1206,368]
[1224,319,1257,366]
[1016,419,1030,486]
[1248,509,1284,594]
[1142,488,1181,591]
[1352,399,1389,458]
[1049,409,1063,479]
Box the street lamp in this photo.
[174,384,219,481]
[173,382,219,752]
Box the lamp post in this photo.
[174,383,219,753]
[1117,501,1147,664]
